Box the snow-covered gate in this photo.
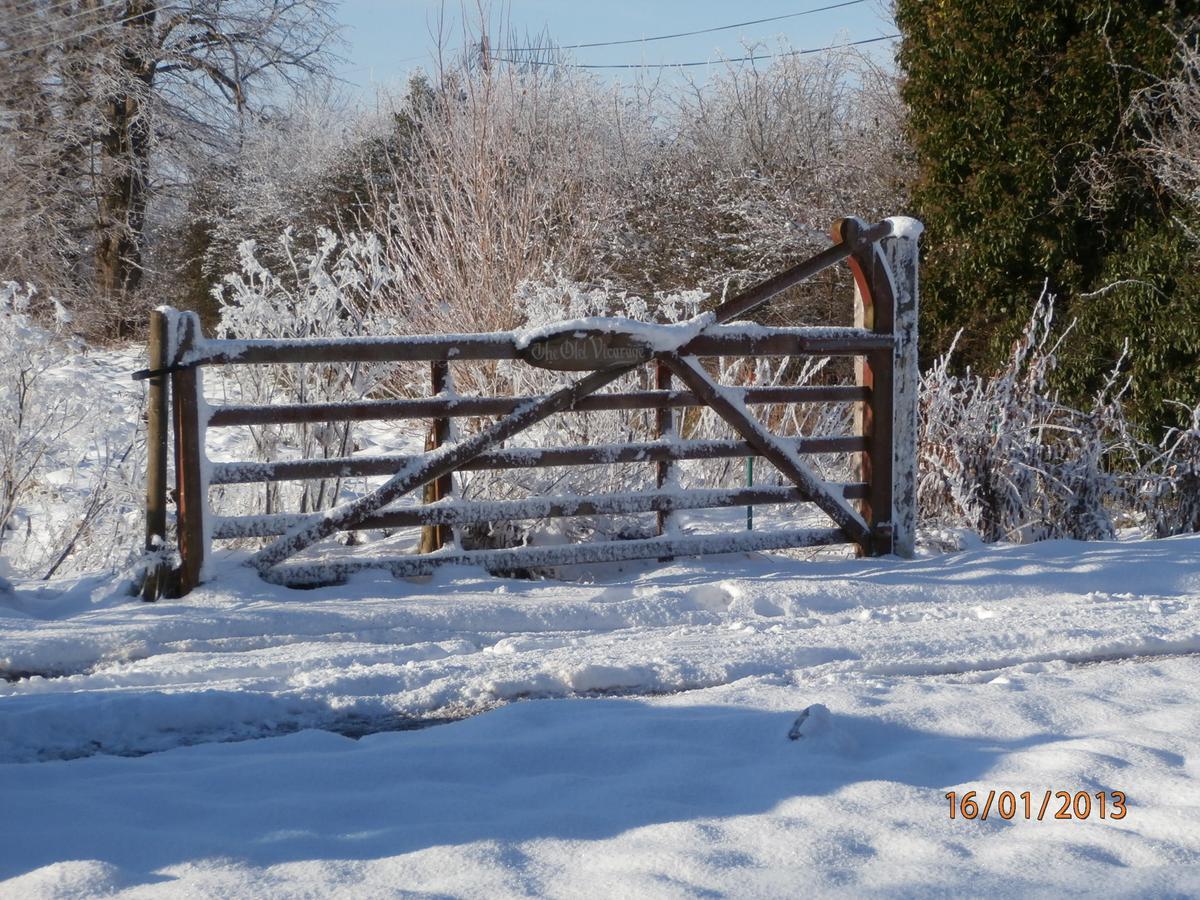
[135,217,921,599]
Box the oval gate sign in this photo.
[518,328,655,371]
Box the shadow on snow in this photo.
[0,697,1052,886]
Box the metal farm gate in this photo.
[135,216,921,599]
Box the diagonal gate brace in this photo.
[661,355,870,546]
[251,363,634,573]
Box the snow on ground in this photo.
[3,536,1200,896]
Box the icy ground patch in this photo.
[3,537,1200,896]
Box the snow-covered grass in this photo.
[2,536,1200,896]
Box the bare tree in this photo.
[0,0,341,332]
[608,45,909,325]
[359,63,619,341]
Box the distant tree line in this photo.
[172,48,908,339]
[6,1,1200,432]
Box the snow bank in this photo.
[2,655,1199,896]
[2,536,1200,895]
[2,536,1200,763]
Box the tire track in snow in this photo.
[3,539,1199,761]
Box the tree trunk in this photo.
[95,1,156,332]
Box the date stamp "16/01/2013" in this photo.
[946,790,1127,822]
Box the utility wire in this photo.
[491,33,898,70]
[494,0,868,52]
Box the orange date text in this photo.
[945,790,1127,821]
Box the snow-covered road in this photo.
[2,537,1200,896]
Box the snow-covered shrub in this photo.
[267,46,911,347]
[0,282,145,578]
[347,65,622,344]
[1134,403,1200,537]
[209,229,401,525]
[917,292,1136,544]
[608,45,907,318]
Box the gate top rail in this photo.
[134,214,895,381]
[132,325,892,378]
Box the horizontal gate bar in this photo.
[209,436,866,485]
[685,331,892,357]
[262,527,851,586]
[212,483,870,538]
[208,385,870,427]
[184,327,891,367]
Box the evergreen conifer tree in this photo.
[896,0,1200,427]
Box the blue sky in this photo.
[334,1,897,92]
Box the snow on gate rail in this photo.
[133,216,922,598]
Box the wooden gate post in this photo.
[420,361,453,553]
[655,360,674,536]
[882,219,922,559]
[654,360,677,560]
[171,311,208,593]
[836,218,895,557]
[141,309,171,601]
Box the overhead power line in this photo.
[494,0,868,52]
[490,33,899,70]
